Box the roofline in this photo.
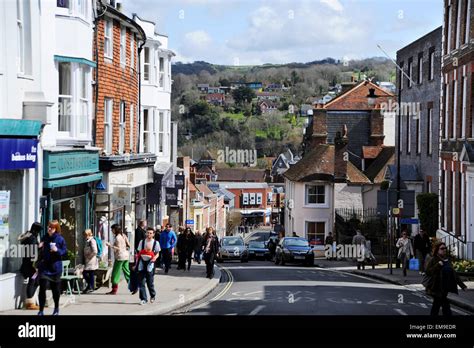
[102,4,146,41]
[132,13,156,26]
[396,26,443,57]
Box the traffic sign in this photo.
[400,218,419,224]
[185,219,194,225]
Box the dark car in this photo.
[275,237,314,266]
[248,241,270,260]
[217,236,249,263]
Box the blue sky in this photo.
[122,0,443,65]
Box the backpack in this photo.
[94,236,103,258]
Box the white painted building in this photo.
[133,15,176,227]
[0,0,100,311]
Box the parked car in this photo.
[248,241,270,260]
[275,237,314,266]
[217,236,249,263]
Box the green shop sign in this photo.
[44,150,99,180]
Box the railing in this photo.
[440,233,473,260]
[335,208,380,222]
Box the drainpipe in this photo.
[137,40,145,153]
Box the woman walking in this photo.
[106,224,131,295]
[37,220,67,315]
[18,222,42,310]
[194,231,203,264]
[203,227,219,279]
[83,229,98,293]
[184,228,195,271]
[396,230,414,276]
[425,242,467,316]
[177,227,187,270]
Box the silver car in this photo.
[217,236,249,263]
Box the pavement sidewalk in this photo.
[315,258,474,313]
[1,263,220,315]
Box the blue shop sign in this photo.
[0,138,38,170]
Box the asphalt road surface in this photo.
[174,260,471,316]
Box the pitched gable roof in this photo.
[321,80,394,110]
[283,144,334,182]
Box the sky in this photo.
[121,0,443,65]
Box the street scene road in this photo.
[176,261,471,316]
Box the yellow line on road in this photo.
[189,266,234,310]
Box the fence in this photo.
[440,233,473,260]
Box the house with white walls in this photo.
[133,15,176,227]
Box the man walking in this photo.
[414,227,431,275]
[136,227,160,305]
[159,224,177,274]
[194,231,203,264]
[352,230,366,270]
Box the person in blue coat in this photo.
[159,224,177,274]
[37,220,67,316]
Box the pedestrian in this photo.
[83,229,98,293]
[364,236,376,269]
[324,232,334,246]
[134,220,147,253]
[185,228,196,271]
[159,224,177,274]
[37,220,67,316]
[267,237,276,261]
[292,232,299,237]
[396,230,414,276]
[177,227,187,270]
[414,227,431,275]
[106,224,131,295]
[425,242,467,316]
[352,230,366,270]
[18,222,42,310]
[136,227,160,305]
[203,227,219,279]
[194,230,203,264]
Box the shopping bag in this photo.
[128,268,139,293]
[409,258,419,271]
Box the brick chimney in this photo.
[310,109,327,148]
[334,126,348,183]
[369,109,385,146]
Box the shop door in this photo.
[53,196,86,266]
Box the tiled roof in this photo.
[320,80,394,110]
[362,146,383,159]
[283,144,335,182]
[364,147,396,183]
[346,162,371,184]
[195,183,214,196]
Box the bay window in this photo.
[143,109,150,152]
[159,57,165,88]
[144,47,150,81]
[57,62,91,140]
[158,111,164,153]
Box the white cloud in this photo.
[320,0,344,12]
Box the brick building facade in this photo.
[439,0,474,258]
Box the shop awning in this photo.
[44,173,102,189]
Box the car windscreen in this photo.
[223,238,244,246]
[284,239,309,247]
[249,242,265,248]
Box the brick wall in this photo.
[94,17,139,154]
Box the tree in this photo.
[232,86,256,105]
[416,193,438,237]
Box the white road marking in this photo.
[394,308,408,315]
[249,305,265,315]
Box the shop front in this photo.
[43,149,102,266]
[0,119,43,311]
[96,154,155,260]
